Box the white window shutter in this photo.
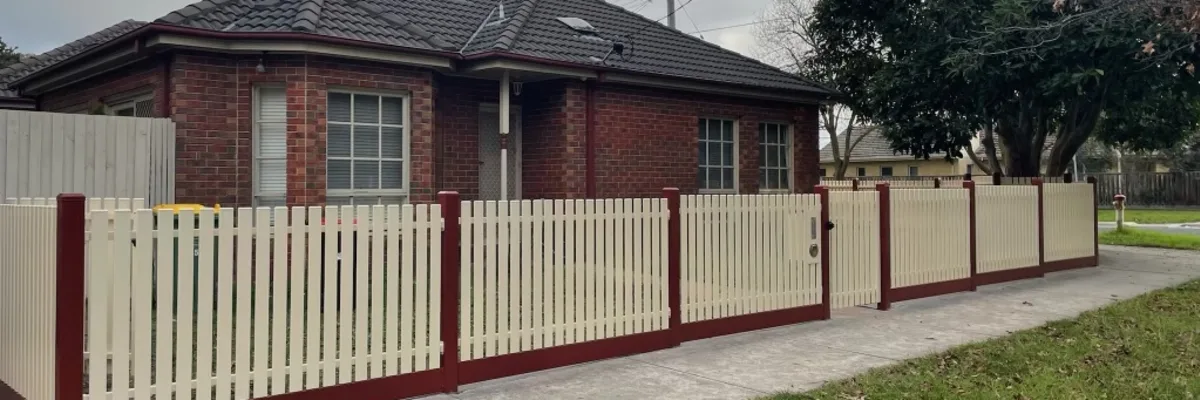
[256,87,288,200]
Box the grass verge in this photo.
[1099,227,1200,251]
[1097,209,1200,224]
[760,278,1200,400]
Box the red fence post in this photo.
[992,172,1003,186]
[852,178,859,191]
[816,185,832,319]
[1087,176,1099,266]
[663,188,682,346]
[934,178,942,189]
[438,191,461,393]
[964,181,978,291]
[876,183,892,311]
[55,193,86,400]
[1033,178,1046,274]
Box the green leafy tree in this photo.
[805,0,1200,176]
[0,36,21,69]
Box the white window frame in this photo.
[326,88,411,205]
[252,85,287,206]
[107,93,154,117]
[698,117,739,194]
[758,122,793,193]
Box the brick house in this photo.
[2,0,832,206]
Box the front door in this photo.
[478,105,522,200]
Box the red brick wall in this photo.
[592,83,819,198]
[41,51,819,204]
[170,52,436,206]
[43,58,167,116]
[521,80,587,199]
[435,76,499,200]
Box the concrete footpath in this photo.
[421,246,1200,400]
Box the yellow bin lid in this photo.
[152,203,221,214]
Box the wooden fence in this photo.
[0,110,174,207]
[0,183,1099,400]
[0,203,58,400]
[1088,172,1200,208]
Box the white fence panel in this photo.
[459,199,669,361]
[681,194,822,323]
[82,205,441,400]
[890,189,971,288]
[0,204,58,400]
[0,110,174,207]
[1044,183,1096,262]
[976,185,1040,273]
[828,191,881,309]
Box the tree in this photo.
[756,0,883,179]
[805,0,1200,176]
[0,36,21,69]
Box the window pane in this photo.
[698,168,706,189]
[758,168,766,187]
[328,160,352,189]
[722,120,734,141]
[378,196,407,205]
[329,93,352,123]
[705,168,719,189]
[258,159,287,193]
[354,160,380,189]
[353,125,380,158]
[722,142,733,167]
[381,160,403,189]
[258,122,287,158]
[326,196,353,206]
[114,107,135,117]
[381,126,403,158]
[765,145,777,167]
[255,196,286,208]
[707,142,721,165]
[698,140,706,165]
[778,146,788,168]
[354,94,380,123]
[722,168,734,189]
[780,169,790,189]
[698,119,708,141]
[381,97,404,125]
[134,99,155,118]
[327,124,352,158]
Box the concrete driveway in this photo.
[419,246,1200,400]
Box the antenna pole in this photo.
[667,0,676,28]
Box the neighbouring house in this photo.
[0,0,832,207]
[971,137,1171,175]
[819,127,969,178]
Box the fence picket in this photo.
[370,206,386,376]
[271,207,288,393]
[414,204,431,371]
[531,200,546,349]
[288,207,306,391]
[401,205,416,371]
[321,207,338,384]
[354,205,370,381]
[520,201,534,350]
[386,205,402,375]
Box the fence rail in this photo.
[0,183,1100,400]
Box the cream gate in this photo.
[680,194,823,324]
[828,191,881,308]
[889,189,971,289]
[1043,183,1096,263]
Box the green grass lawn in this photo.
[1100,227,1200,251]
[760,278,1200,400]
[1097,209,1200,224]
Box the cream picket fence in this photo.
[889,189,971,288]
[1043,183,1096,262]
[5,196,146,209]
[828,191,881,308]
[681,194,823,323]
[0,204,58,400]
[82,205,442,400]
[458,199,669,361]
[976,185,1040,273]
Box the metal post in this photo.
[499,71,511,201]
[438,191,461,392]
[667,0,676,28]
[56,193,87,400]
[663,188,681,346]
[877,183,892,311]
[964,181,977,291]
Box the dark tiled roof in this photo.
[820,126,945,162]
[0,20,146,98]
[151,0,829,93]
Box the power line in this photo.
[686,18,785,35]
[627,0,696,39]
[681,6,703,37]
